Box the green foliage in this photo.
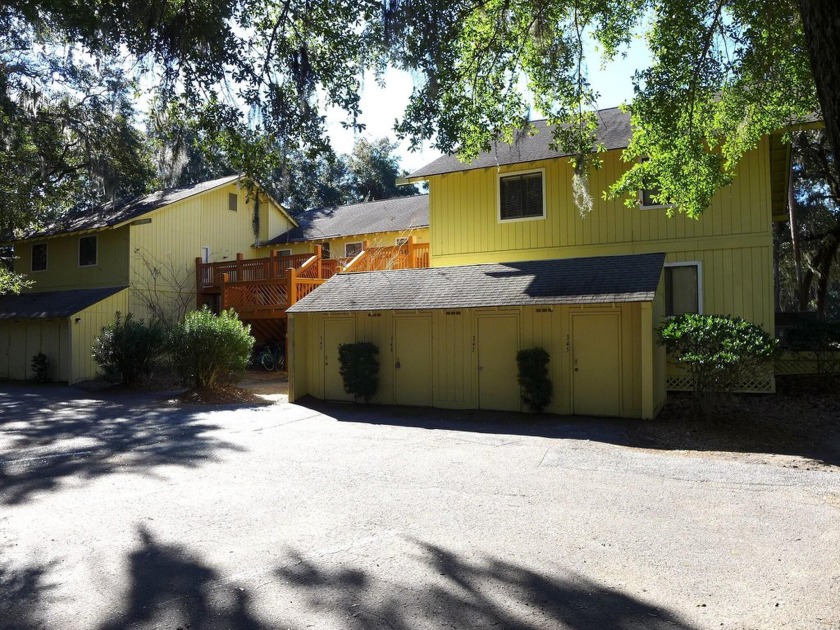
[337,342,379,403]
[517,348,553,413]
[169,307,254,389]
[658,314,778,408]
[0,268,33,296]
[785,319,840,375]
[92,313,167,386]
[30,353,50,383]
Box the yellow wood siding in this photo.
[290,300,656,418]
[14,227,130,292]
[128,183,294,320]
[0,319,69,382]
[69,288,129,383]
[426,141,773,332]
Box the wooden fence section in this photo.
[196,239,431,318]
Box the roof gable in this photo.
[0,286,127,319]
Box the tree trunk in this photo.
[788,162,807,310]
[799,1,840,170]
[815,236,839,318]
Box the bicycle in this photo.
[258,342,285,371]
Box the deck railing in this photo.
[196,238,430,317]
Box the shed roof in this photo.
[408,108,631,179]
[287,253,664,313]
[0,286,127,319]
[266,194,429,245]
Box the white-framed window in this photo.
[498,169,545,222]
[395,237,409,247]
[345,242,363,258]
[664,262,702,315]
[31,242,47,272]
[201,246,211,263]
[79,235,97,267]
[228,192,238,211]
[638,157,671,209]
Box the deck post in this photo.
[315,244,323,279]
[287,266,297,308]
[236,252,244,282]
[407,235,415,268]
[195,257,203,308]
[221,273,229,311]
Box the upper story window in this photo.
[228,192,238,211]
[498,169,545,221]
[321,243,331,259]
[395,237,409,246]
[79,235,97,267]
[664,262,702,315]
[639,158,670,209]
[31,243,47,272]
[345,242,363,258]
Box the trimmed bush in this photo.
[92,312,167,386]
[31,353,50,383]
[517,347,552,412]
[658,313,777,411]
[338,342,379,402]
[169,307,255,389]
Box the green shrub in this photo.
[517,347,552,412]
[338,342,379,402]
[785,320,840,374]
[92,312,167,386]
[658,313,777,411]
[169,307,254,389]
[31,353,50,383]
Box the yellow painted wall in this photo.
[426,141,774,332]
[128,182,295,320]
[258,227,430,259]
[289,300,659,418]
[69,288,129,383]
[0,319,70,382]
[14,227,131,292]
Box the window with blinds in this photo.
[499,171,544,221]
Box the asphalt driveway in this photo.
[1,385,838,629]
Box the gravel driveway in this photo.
[1,385,838,629]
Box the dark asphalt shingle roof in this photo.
[267,194,429,245]
[408,108,631,179]
[17,175,242,242]
[287,253,664,313]
[0,286,127,319]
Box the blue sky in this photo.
[326,36,651,173]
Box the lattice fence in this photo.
[666,361,775,393]
[775,350,840,376]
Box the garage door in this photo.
[0,319,68,382]
[394,317,432,407]
[323,318,355,401]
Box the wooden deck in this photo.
[196,241,429,320]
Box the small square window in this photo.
[499,171,544,221]
[639,158,669,209]
[79,235,97,267]
[31,243,47,272]
[665,264,701,315]
[321,243,331,259]
[228,193,238,211]
[276,249,291,258]
[395,237,409,247]
[345,242,363,258]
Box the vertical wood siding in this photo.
[0,319,69,382]
[291,301,651,418]
[70,288,129,383]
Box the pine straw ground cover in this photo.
[629,375,840,471]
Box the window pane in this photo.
[522,173,543,217]
[641,186,662,207]
[500,172,543,220]
[79,236,97,266]
[345,242,363,257]
[666,266,699,315]
[500,176,523,219]
[32,243,47,271]
[228,193,238,211]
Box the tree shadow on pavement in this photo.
[275,539,696,630]
[0,388,245,505]
[0,558,56,630]
[99,527,272,630]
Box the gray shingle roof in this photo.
[0,286,127,319]
[17,175,242,242]
[267,194,429,245]
[287,253,664,313]
[408,108,631,179]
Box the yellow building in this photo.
[1,175,296,383]
[288,108,787,418]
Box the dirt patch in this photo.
[175,383,270,405]
[630,375,840,470]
